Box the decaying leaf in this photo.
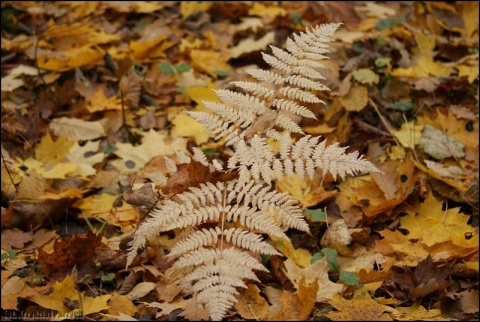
[235,283,269,320]
[327,294,393,320]
[418,125,465,160]
[50,117,106,141]
[283,258,344,302]
[37,231,102,279]
[268,276,319,321]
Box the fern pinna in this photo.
[126,23,380,320]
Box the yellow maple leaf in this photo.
[400,192,479,249]
[20,157,77,179]
[35,132,74,165]
[275,174,337,209]
[86,88,121,113]
[76,193,139,231]
[169,109,211,145]
[390,303,452,321]
[248,2,287,18]
[28,275,111,320]
[269,236,312,267]
[190,49,232,78]
[392,34,452,78]
[180,1,213,18]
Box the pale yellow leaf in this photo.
[50,117,106,141]
[190,50,231,77]
[170,111,210,145]
[66,141,104,178]
[126,282,157,300]
[111,129,187,174]
[229,31,275,59]
[339,85,369,112]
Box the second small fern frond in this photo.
[188,23,342,144]
[229,134,380,185]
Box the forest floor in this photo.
[1,1,479,321]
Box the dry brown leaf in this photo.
[370,162,398,200]
[37,231,102,279]
[326,295,393,321]
[1,228,33,250]
[235,283,269,320]
[268,276,318,321]
[119,66,144,109]
[179,293,210,321]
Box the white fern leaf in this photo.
[270,45,298,65]
[164,156,177,174]
[274,113,303,133]
[278,86,322,103]
[285,75,329,91]
[215,89,268,114]
[232,81,276,98]
[292,65,326,80]
[261,52,290,73]
[191,147,209,166]
[272,99,316,118]
[245,68,285,85]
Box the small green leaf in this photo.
[290,13,303,25]
[375,17,405,31]
[213,70,229,77]
[304,209,327,222]
[261,254,271,266]
[339,271,363,287]
[175,63,190,73]
[353,42,363,52]
[321,248,340,272]
[388,101,413,111]
[202,149,220,157]
[157,62,175,75]
[77,274,91,284]
[375,57,391,68]
[103,145,118,153]
[312,248,341,271]
[7,250,17,259]
[101,272,116,282]
[311,252,324,264]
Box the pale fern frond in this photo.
[274,113,303,133]
[125,23,382,322]
[292,65,326,80]
[164,156,177,174]
[245,68,285,85]
[261,52,290,72]
[231,81,276,98]
[272,99,316,118]
[278,86,323,103]
[214,89,268,114]
[191,147,209,166]
[285,75,329,91]
[270,45,298,65]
